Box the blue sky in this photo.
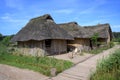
[0,0,120,35]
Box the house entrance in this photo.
[45,39,51,55]
[90,39,93,50]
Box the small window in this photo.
[45,39,51,47]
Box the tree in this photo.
[2,36,11,46]
[0,33,2,37]
[113,32,120,38]
[0,33,3,41]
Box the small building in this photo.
[84,23,113,45]
[11,14,73,56]
[59,22,113,51]
[59,22,91,51]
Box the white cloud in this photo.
[5,0,23,10]
[54,9,74,14]
[79,7,95,14]
[0,13,27,23]
[79,0,107,15]
[112,25,120,28]
[80,19,108,26]
[110,25,120,32]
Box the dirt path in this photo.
[48,45,120,80]
[0,45,119,80]
[0,64,48,80]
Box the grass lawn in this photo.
[0,52,73,76]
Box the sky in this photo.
[0,0,120,35]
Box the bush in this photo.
[1,36,12,46]
[0,43,8,56]
[90,49,120,80]
[113,38,120,44]
[97,50,120,72]
[89,46,109,54]
[108,41,114,48]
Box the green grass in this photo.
[89,46,110,54]
[0,53,73,76]
[90,49,120,80]
[0,44,73,76]
[89,41,115,54]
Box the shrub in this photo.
[90,49,120,80]
[108,41,114,48]
[91,33,99,47]
[1,36,12,46]
[0,43,8,55]
[89,46,109,54]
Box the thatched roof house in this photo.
[58,22,90,38]
[58,22,91,51]
[84,23,113,43]
[11,14,73,42]
[11,14,73,56]
[11,14,113,56]
[59,22,112,51]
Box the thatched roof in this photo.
[58,22,90,38]
[11,14,74,42]
[84,23,113,39]
[59,22,112,39]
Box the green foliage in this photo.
[91,33,99,47]
[0,43,8,56]
[108,41,114,48]
[0,48,73,76]
[0,33,3,41]
[113,38,120,42]
[113,32,120,44]
[89,46,110,54]
[89,41,114,54]
[113,32,120,38]
[90,49,120,80]
[112,38,120,45]
[1,36,12,46]
[0,34,73,76]
[0,33,2,37]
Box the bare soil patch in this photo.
[0,64,48,80]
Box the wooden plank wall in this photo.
[51,39,67,54]
[68,38,91,51]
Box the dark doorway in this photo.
[90,39,93,50]
[45,39,51,47]
[45,39,52,55]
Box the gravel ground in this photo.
[49,53,94,64]
[0,64,48,80]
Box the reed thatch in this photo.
[84,23,113,39]
[58,22,90,38]
[11,14,74,42]
[59,22,112,39]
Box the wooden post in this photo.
[50,68,56,77]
